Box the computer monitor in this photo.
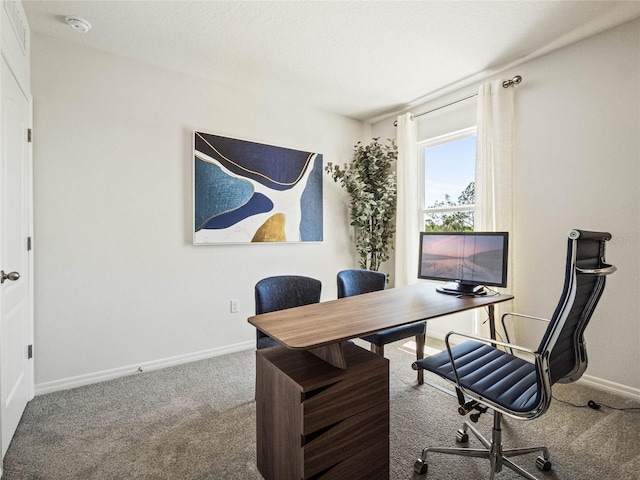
[418,231,509,295]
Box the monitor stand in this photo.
[436,282,487,296]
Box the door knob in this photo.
[1,271,20,284]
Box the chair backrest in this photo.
[254,275,322,343]
[337,269,387,298]
[537,230,616,385]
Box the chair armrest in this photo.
[444,330,539,358]
[500,312,550,344]
[576,264,617,276]
[501,312,550,323]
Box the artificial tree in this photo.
[325,138,397,271]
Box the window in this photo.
[418,127,476,232]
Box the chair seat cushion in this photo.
[414,340,541,413]
[360,322,426,346]
[257,336,281,350]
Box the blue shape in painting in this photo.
[202,193,273,229]
[195,132,312,191]
[300,155,323,241]
[194,158,253,231]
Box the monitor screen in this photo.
[418,231,509,295]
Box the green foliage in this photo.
[325,138,398,271]
[424,181,475,232]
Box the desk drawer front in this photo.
[308,437,389,480]
[302,401,389,478]
[302,364,388,435]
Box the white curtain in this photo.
[394,113,418,287]
[476,80,514,234]
[475,79,515,333]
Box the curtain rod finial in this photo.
[502,75,523,88]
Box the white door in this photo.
[0,56,31,457]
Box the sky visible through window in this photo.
[423,135,476,207]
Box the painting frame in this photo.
[193,131,324,245]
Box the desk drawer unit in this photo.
[256,343,390,480]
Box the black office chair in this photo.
[254,275,322,349]
[412,229,616,479]
[337,269,427,384]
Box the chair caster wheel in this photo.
[536,456,552,471]
[455,429,469,443]
[414,459,428,475]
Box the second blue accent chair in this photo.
[337,269,426,384]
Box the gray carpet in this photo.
[3,341,640,479]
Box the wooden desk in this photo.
[249,283,513,368]
[249,283,513,480]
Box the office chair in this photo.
[337,269,427,384]
[254,275,322,349]
[411,229,616,479]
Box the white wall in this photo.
[511,17,639,392]
[31,34,364,390]
[372,18,640,393]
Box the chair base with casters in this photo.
[411,229,616,479]
[414,411,551,480]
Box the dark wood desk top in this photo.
[248,283,513,350]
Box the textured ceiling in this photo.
[22,1,640,121]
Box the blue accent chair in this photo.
[412,230,617,479]
[254,275,322,349]
[337,269,426,384]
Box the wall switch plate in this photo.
[230,299,240,313]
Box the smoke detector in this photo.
[65,16,91,33]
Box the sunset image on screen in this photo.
[420,235,505,284]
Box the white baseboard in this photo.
[34,340,255,396]
[577,374,640,401]
[34,340,640,403]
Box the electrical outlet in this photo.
[230,299,240,313]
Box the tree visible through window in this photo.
[424,181,474,231]
[420,128,476,232]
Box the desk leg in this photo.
[488,305,496,340]
[309,341,348,369]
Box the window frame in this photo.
[418,126,477,230]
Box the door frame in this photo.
[26,81,33,402]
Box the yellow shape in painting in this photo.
[252,213,286,242]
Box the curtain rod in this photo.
[393,75,522,126]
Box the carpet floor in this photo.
[3,340,640,479]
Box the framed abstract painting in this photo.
[193,131,323,244]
